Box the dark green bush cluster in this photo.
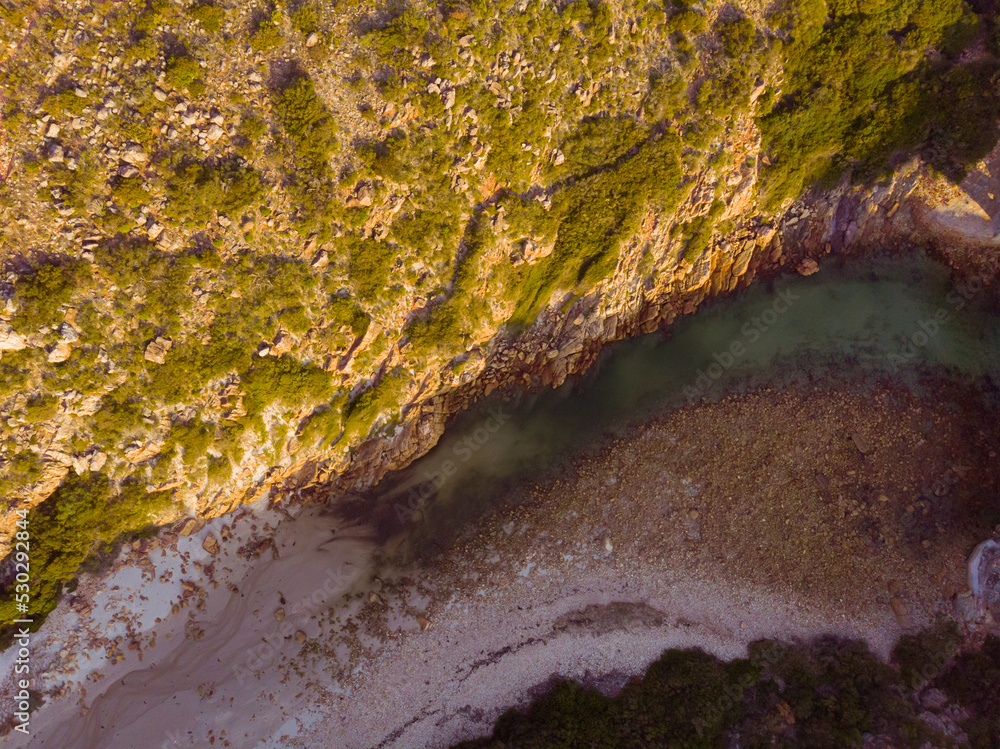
[453,630,996,748]
[164,48,205,96]
[271,73,339,166]
[0,473,175,635]
[187,1,225,32]
[342,367,410,441]
[240,354,334,425]
[10,258,92,331]
[507,132,685,327]
[250,6,283,52]
[547,116,649,181]
[162,156,266,224]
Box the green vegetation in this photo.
[187,2,225,32]
[162,156,266,224]
[250,7,283,52]
[164,48,205,96]
[454,627,1000,748]
[11,259,92,331]
[758,0,1000,207]
[240,355,334,426]
[0,473,176,635]
[342,367,410,441]
[271,73,339,166]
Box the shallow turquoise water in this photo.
[366,252,1000,550]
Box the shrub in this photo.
[111,175,150,209]
[345,233,399,302]
[0,473,176,634]
[163,156,266,224]
[240,355,333,423]
[11,258,92,331]
[271,74,339,165]
[548,116,649,181]
[250,7,283,52]
[24,394,59,422]
[188,1,225,32]
[164,50,204,94]
[342,367,410,442]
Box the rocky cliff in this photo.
[1,0,999,628]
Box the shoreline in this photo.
[3,369,998,748]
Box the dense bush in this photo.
[162,156,266,224]
[271,74,339,165]
[0,473,175,634]
[451,630,1000,748]
[757,0,999,208]
[187,1,225,32]
[10,258,92,331]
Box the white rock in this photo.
[122,143,148,166]
[89,451,108,472]
[144,336,172,364]
[0,326,27,351]
[47,341,72,363]
[59,322,79,343]
[205,124,224,144]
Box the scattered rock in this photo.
[797,258,819,276]
[89,451,108,472]
[921,688,948,711]
[177,517,204,537]
[202,534,220,555]
[0,326,27,351]
[204,124,225,144]
[144,336,172,364]
[47,341,72,363]
[851,431,871,454]
[122,143,148,167]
